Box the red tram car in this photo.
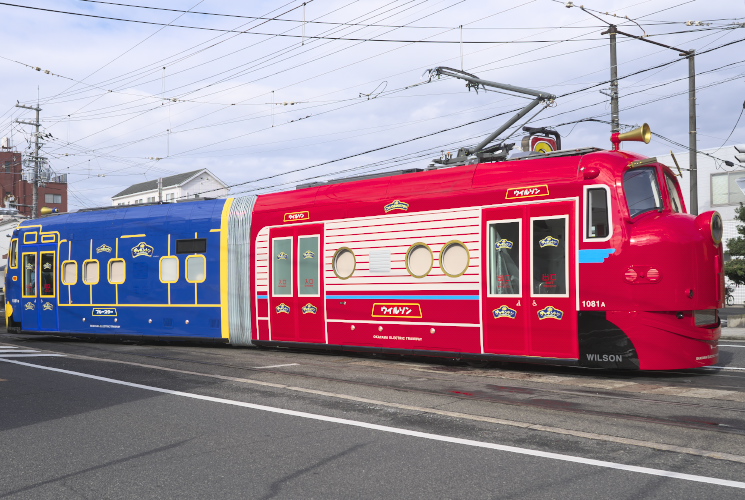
[245,140,722,370]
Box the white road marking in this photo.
[0,354,65,358]
[2,358,745,490]
[0,346,21,349]
[253,363,300,369]
[720,344,745,348]
[708,366,745,371]
[0,350,40,354]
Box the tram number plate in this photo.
[92,308,118,316]
[581,300,606,308]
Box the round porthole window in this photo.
[333,248,356,279]
[406,243,433,278]
[440,241,470,277]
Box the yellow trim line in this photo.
[220,198,235,340]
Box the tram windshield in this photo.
[624,167,662,217]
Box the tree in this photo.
[725,203,745,285]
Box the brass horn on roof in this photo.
[611,123,651,151]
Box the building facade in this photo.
[0,149,68,217]
[656,145,745,303]
[111,169,229,206]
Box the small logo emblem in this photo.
[96,244,112,253]
[302,303,318,314]
[495,239,513,250]
[539,236,560,248]
[492,305,517,319]
[384,200,410,213]
[25,263,34,270]
[276,252,289,260]
[131,242,154,258]
[275,303,290,314]
[43,262,52,270]
[24,302,35,310]
[43,302,54,311]
[303,250,315,259]
[537,306,564,320]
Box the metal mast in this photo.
[15,103,41,218]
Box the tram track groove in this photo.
[5,337,745,448]
[12,347,745,467]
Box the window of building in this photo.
[147,196,155,203]
[4,161,11,173]
[108,259,126,284]
[83,259,100,285]
[176,238,207,254]
[711,171,745,206]
[61,261,77,285]
[185,255,206,283]
[160,256,179,283]
[44,194,62,204]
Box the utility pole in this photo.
[600,29,698,215]
[15,103,42,218]
[687,50,698,215]
[601,25,620,134]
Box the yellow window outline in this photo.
[185,254,207,283]
[159,255,180,283]
[108,258,126,285]
[9,238,18,269]
[82,259,101,285]
[61,260,78,285]
[23,232,38,244]
[41,234,57,243]
[39,251,56,298]
[21,252,37,298]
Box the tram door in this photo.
[268,224,325,343]
[482,201,578,359]
[20,245,59,332]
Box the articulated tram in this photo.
[4,138,723,370]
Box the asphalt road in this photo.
[2,334,745,499]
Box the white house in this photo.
[111,169,229,206]
[655,144,745,302]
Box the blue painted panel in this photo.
[578,248,616,263]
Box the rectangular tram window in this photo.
[532,217,567,295]
[176,238,207,254]
[488,221,520,295]
[40,253,55,297]
[586,188,609,238]
[22,254,36,297]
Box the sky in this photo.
[0,0,743,210]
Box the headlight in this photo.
[695,211,723,246]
